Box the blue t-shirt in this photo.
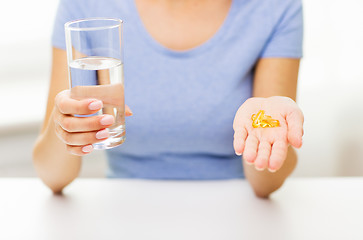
[52,0,303,179]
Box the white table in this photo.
[0,178,362,240]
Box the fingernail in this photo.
[255,166,265,171]
[100,115,114,125]
[268,168,277,173]
[245,161,253,166]
[82,145,93,153]
[235,152,242,156]
[244,159,254,165]
[89,100,103,110]
[96,129,109,139]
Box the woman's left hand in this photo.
[233,96,304,172]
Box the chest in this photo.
[134,0,232,51]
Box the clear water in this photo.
[69,57,125,149]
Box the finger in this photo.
[66,145,94,156]
[55,114,115,132]
[254,141,272,171]
[55,124,109,146]
[243,135,259,164]
[56,90,103,115]
[286,110,304,148]
[269,140,288,172]
[233,127,248,156]
[125,105,133,116]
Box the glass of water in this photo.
[65,18,125,149]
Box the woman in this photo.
[33,0,304,198]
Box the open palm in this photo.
[233,96,304,172]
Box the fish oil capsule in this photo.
[251,110,280,128]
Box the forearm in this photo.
[243,146,297,198]
[245,58,300,197]
[32,109,81,193]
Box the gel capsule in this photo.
[251,110,280,128]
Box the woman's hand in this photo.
[233,96,304,172]
[53,90,132,156]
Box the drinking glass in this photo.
[65,18,125,149]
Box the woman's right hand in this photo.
[53,90,132,156]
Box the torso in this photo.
[134,0,232,50]
[52,0,303,179]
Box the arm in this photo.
[238,58,302,198]
[33,48,131,193]
[32,48,82,193]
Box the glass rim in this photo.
[65,17,123,31]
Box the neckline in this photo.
[129,0,237,58]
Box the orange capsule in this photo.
[252,110,280,128]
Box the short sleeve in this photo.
[51,0,83,50]
[260,0,303,58]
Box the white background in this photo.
[0,0,362,177]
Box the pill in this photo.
[251,110,280,128]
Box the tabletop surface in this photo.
[0,177,362,240]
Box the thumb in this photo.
[125,105,133,116]
[286,109,304,148]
